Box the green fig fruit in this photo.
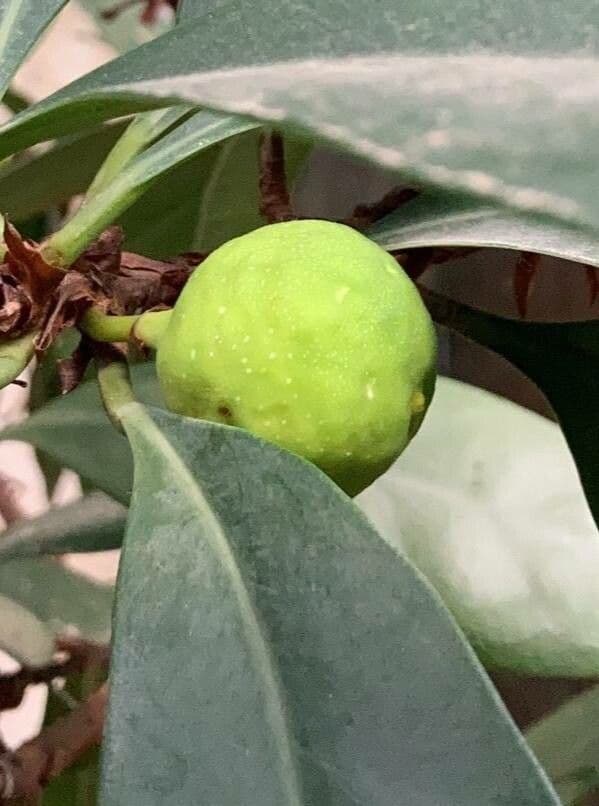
[157,219,436,495]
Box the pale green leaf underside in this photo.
[359,378,599,677]
[371,194,599,267]
[101,402,558,805]
[2,2,599,234]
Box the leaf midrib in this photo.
[121,402,304,806]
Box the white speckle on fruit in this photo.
[287,352,293,359]
[235,396,241,403]
[208,351,214,358]
[268,327,274,335]
[245,368,253,374]
[231,343,238,351]
[218,305,227,315]
[365,383,375,400]
[281,419,287,425]
[269,352,277,359]
[345,451,353,457]
[243,335,250,343]
[241,357,248,364]
[335,286,350,303]
[190,348,197,360]
[285,377,292,384]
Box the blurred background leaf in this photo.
[0,0,68,100]
[527,685,599,805]
[0,492,125,559]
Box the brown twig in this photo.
[0,474,26,526]
[393,245,482,280]
[586,265,599,307]
[0,638,109,713]
[259,132,295,223]
[417,285,473,333]
[344,186,420,230]
[0,684,108,803]
[513,251,541,319]
[101,0,177,22]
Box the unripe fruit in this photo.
[157,220,436,495]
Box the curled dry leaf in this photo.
[34,226,201,356]
[35,272,97,353]
[72,227,199,315]
[107,250,199,313]
[0,222,63,338]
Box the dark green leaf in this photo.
[371,193,599,266]
[0,0,67,100]
[527,685,599,804]
[3,2,599,234]
[175,0,198,21]
[359,376,599,677]
[4,363,160,503]
[0,558,113,641]
[0,593,54,665]
[0,558,113,663]
[29,328,81,412]
[0,493,126,559]
[28,328,83,495]
[101,402,558,805]
[0,124,127,223]
[425,290,599,530]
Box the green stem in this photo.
[79,307,171,349]
[86,107,191,199]
[0,331,36,390]
[80,308,140,344]
[42,106,191,267]
[97,359,137,434]
[42,111,255,268]
[133,309,172,349]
